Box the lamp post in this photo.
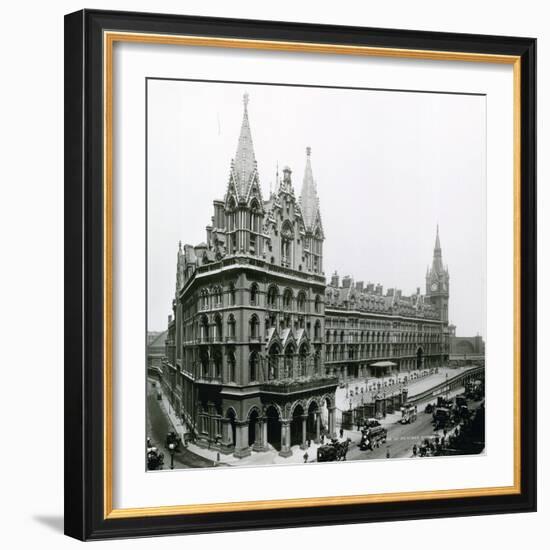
[168,442,176,470]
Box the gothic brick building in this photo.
[158,94,450,458]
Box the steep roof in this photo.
[231,93,258,198]
[299,147,321,231]
[148,330,168,350]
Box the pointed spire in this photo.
[232,92,257,197]
[300,146,320,230]
[431,224,444,272]
[435,223,441,251]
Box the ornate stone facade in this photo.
[159,94,450,458]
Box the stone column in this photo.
[278,419,292,457]
[233,421,251,458]
[314,412,321,444]
[252,417,269,452]
[219,418,234,454]
[300,415,308,450]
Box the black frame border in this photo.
[64,9,536,541]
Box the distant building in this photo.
[155,94,451,458]
[147,329,168,374]
[449,324,485,357]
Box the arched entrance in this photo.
[307,401,319,442]
[290,404,305,447]
[248,408,259,447]
[416,347,423,370]
[265,405,281,450]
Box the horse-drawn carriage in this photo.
[317,438,351,462]
[146,440,165,470]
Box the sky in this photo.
[147,79,486,338]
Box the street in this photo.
[346,408,437,461]
[344,397,484,462]
[146,382,214,469]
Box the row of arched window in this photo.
[199,285,234,310]
[198,283,322,313]
[197,345,321,383]
[197,313,321,343]
[324,329,441,344]
[324,343,441,362]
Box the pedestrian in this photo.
[339,427,344,439]
[307,438,311,448]
[321,434,325,444]
[412,444,417,457]
[303,451,309,463]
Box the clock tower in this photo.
[426,225,450,322]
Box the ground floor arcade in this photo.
[193,389,338,459]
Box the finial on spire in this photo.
[178,240,182,251]
[435,223,441,250]
[243,92,249,109]
[306,146,311,157]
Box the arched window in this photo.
[297,291,306,312]
[268,344,280,380]
[250,283,258,306]
[200,349,209,378]
[200,289,209,310]
[281,221,294,267]
[298,343,308,376]
[214,314,222,342]
[314,295,321,313]
[226,197,237,231]
[227,351,236,383]
[249,352,259,382]
[227,314,236,340]
[228,283,236,306]
[213,349,222,378]
[314,320,321,341]
[249,315,259,340]
[283,288,293,310]
[284,343,295,378]
[213,286,222,307]
[267,285,278,308]
[200,315,209,342]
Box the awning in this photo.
[370,361,397,367]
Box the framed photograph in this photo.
[64,9,536,540]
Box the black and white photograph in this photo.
[145,80,486,471]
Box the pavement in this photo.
[336,365,476,411]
